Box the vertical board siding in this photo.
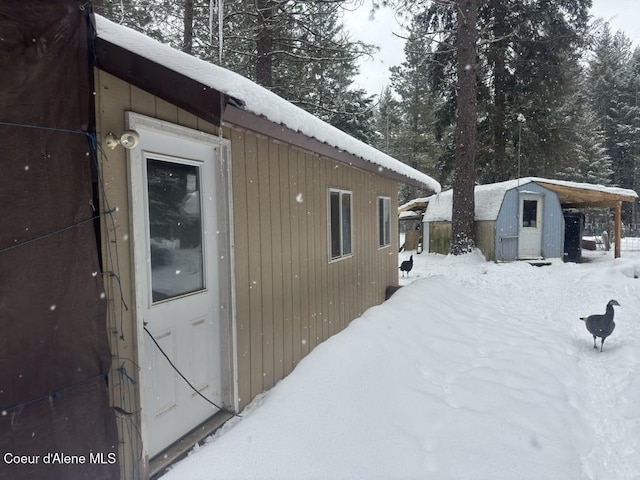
[231,129,399,409]
[96,71,228,479]
[95,70,141,480]
[97,70,401,441]
[230,129,251,408]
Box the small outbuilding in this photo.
[422,178,637,262]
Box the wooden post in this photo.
[615,202,622,258]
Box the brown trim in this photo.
[223,105,428,190]
[95,38,229,126]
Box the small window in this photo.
[329,189,353,260]
[378,196,391,247]
[522,199,538,228]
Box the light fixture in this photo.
[105,130,140,150]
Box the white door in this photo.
[518,195,543,258]
[128,114,227,458]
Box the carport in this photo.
[534,180,637,259]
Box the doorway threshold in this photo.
[150,410,235,479]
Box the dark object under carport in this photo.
[564,212,585,262]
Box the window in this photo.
[329,189,352,260]
[522,199,538,228]
[378,196,391,247]
[147,158,204,302]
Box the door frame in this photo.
[125,112,237,460]
[518,192,543,259]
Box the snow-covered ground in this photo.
[161,246,640,480]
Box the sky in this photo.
[160,245,640,480]
[344,0,640,96]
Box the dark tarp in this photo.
[0,2,119,479]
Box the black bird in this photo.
[580,300,620,352]
[399,255,413,277]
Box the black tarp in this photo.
[0,2,119,479]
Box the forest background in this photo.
[94,0,640,224]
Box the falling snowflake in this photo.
[296,193,304,203]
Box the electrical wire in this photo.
[143,326,241,418]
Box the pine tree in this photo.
[587,26,639,192]
[418,0,591,184]
[450,0,477,255]
[95,0,376,140]
[388,16,443,203]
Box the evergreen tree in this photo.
[95,0,376,140]
[372,86,402,154]
[388,16,443,202]
[417,0,591,184]
[586,25,640,215]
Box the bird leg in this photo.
[600,338,605,352]
[593,336,597,349]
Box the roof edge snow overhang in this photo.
[95,37,230,126]
[223,106,430,189]
[535,181,638,208]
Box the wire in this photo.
[143,326,241,418]
[1,373,106,414]
[0,209,116,254]
[0,120,92,137]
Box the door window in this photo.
[147,158,204,302]
[522,199,538,228]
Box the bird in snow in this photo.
[580,299,620,352]
[399,255,413,277]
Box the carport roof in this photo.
[534,179,637,208]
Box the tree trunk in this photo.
[492,0,508,181]
[256,0,274,87]
[183,0,194,54]
[450,0,477,255]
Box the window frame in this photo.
[328,188,353,261]
[377,196,391,248]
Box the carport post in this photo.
[615,201,622,258]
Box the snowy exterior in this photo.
[423,178,637,261]
[159,248,640,480]
[88,13,444,480]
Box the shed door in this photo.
[128,115,226,458]
[518,195,543,258]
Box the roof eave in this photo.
[223,105,435,191]
[95,37,231,126]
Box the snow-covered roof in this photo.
[398,197,431,213]
[423,177,638,222]
[94,15,441,193]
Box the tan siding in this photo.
[96,70,402,478]
[299,153,310,350]
[278,143,294,376]
[230,129,251,409]
[475,221,496,261]
[95,70,143,480]
[268,142,284,381]
[242,133,263,399]
[130,86,155,117]
[257,135,274,391]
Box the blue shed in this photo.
[422,178,637,262]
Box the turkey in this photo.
[399,255,413,277]
[580,299,620,352]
